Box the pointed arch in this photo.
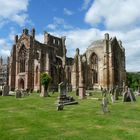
[19,44,26,73]
[90,52,98,83]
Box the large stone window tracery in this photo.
[90,53,98,84]
[19,45,26,73]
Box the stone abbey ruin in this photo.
[8,28,126,93]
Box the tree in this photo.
[40,72,51,97]
[126,72,140,91]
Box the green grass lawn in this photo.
[0,92,140,140]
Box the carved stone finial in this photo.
[104,33,109,40]
[76,48,79,55]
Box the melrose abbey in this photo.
[8,28,126,92]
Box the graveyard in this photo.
[1,0,140,140]
[0,92,140,140]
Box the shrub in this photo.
[40,73,52,90]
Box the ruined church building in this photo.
[9,28,126,92]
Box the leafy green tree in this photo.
[40,73,52,97]
[126,72,140,91]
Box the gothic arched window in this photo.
[19,45,26,73]
[90,53,98,83]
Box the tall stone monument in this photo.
[78,56,86,99]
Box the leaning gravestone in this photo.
[2,85,9,96]
[15,90,22,98]
[58,81,67,96]
[123,87,136,102]
[57,81,78,110]
[58,81,67,104]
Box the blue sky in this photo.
[0,0,140,72]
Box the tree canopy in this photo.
[40,73,52,90]
[126,72,140,90]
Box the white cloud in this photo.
[0,0,29,26]
[12,14,28,26]
[0,49,10,57]
[0,38,10,57]
[36,33,44,43]
[64,8,74,15]
[47,17,73,30]
[85,0,140,30]
[81,0,93,10]
[39,27,140,72]
[47,24,56,30]
[0,27,19,58]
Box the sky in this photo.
[0,0,140,72]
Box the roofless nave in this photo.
[8,28,126,92]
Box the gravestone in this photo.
[58,81,67,96]
[21,89,29,97]
[101,93,109,113]
[58,81,68,104]
[2,85,9,96]
[102,88,107,97]
[15,90,22,98]
[57,103,64,111]
[123,86,136,102]
[57,81,78,110]
[109,88,115,103]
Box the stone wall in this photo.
[71,33,126,91]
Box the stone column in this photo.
[71,48,80,91]
[71,64,77,91]
[61,36,66,67]
[45,53,50,73]
[78,56,86,99]
[103,33,109,90]
[109,44,114,89]
[15,57,19,89]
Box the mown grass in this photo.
[0,92,140,140]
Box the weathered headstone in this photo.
[123,86,136,102]
[109,88,115,103]
[102,88,107,97]
[57,81,78,108]
[58,81,67,104]
[57,103,64,111]
[21,89,29,97]
[101,93,109,113]
[2,85,9,96]
[15,90,22,98]
[58,81,67,96]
